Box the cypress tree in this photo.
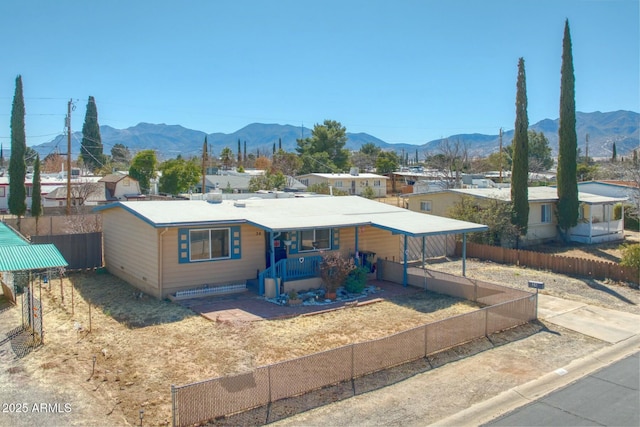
[511,57,529,238]
[611,142,617,162]
[80,96,104,172]
[237,139,242,165]
[9,75,27,224]
[31,154,43,232]
[556,19,579,237]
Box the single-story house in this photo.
[296,171,388,197]
[405,186,627,245]
[94,196,487,299]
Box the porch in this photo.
[570,219,624,244]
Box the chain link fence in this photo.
[171,260,536,426]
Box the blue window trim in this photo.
[178,226,241,264]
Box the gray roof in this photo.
[95,196,487,237]
[448,187,627,205]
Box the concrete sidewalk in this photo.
[430,294,640,426]
[272,292,640,427]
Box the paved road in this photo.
[485,351,639,426]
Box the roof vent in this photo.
[234,200,246,208]
[206,190,222,204]
[349,167,359,176]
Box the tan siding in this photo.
[102,209,160,297]
[407,192,459,217]
[161,224,266,297]
[339,226,400,262]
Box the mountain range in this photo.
[32,110,638,161]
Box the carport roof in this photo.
[0,223,68,272]
[95,195,488,237]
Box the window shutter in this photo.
[289,231,299,254]
[332,228,340,250]
[231,226,241,259]
[178,228,189,264]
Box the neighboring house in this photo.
[94,196,486,299]
[194,173,306,194]
[0,173,142,212]
[296,171,387,197]
[405,186,627,245]
[576,181,639,210]
[99,174,144,202]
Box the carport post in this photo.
[269,232,276,278]
[462,233,467,277]
[403,234,408,287]
[421,236,426,269]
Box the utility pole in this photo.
[66,99,72,215]
[585,133,589,165]
[499,128,503,183]
[201,138,208,195]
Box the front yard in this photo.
[6,272,478,426]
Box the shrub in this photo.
[344,267,368,293]
[319,252,355,293]
[619,243,640,270]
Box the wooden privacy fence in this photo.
[171,261,536,426]
[456,242,639,284]
[31,232,103,270]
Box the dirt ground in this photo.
[1,231,638,427]
[0,274,479,426]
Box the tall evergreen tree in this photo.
[611,142,617,162]
[31,154,43,232]
[9,75,27,224]
[511,58,529,238]
[0,143,4,168]
[237,139,242,165]
[556,19,579,237]
[80,96,105,172]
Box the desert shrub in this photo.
[344,267,368,293]
[613,203,623,221]
[619,243,640,270]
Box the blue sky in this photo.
[0,0,638,148]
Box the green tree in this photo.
[511,57,529,238]
[611,142,617,162]
[158,157,200,195]
[619,243,640,270]
[306,182,348,196]
[352,143,381,172]
[220,147,234,170]
[31,154,43,232]
[80,96,106,172]
[449,196,519,246]
[248,170,287,192]
[528,130,553,171]
[361,185,375,199]
[296,120,350,174]
[556,19,579,238]
[375,151,400,174]
[111,143,131,165]
[9,75,27,224]
[129,150,157,194]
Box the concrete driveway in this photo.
[537,294,640,343]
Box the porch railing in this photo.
[258,255,323,295]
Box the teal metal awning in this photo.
[0,244,68,272]
[0,222,68,272]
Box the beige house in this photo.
[296,171,388,197]
[405,187,627,246]
[95,196,486,299]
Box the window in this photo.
[300,229,331,251]
[123,178,130,187]
[0,187,5,197]
[334,181,343,188]
[373,180,381,187]
[189,228,230,261]
[541,204,551,223]
[420,201,432,212]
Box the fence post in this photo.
[171,385,177,427]
[484,308,489,338]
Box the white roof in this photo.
[449,186,627,204]
[97,195,486,237]
[299,173,388,180]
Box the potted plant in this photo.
[287,289,302,306]
[319,252,355,300]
